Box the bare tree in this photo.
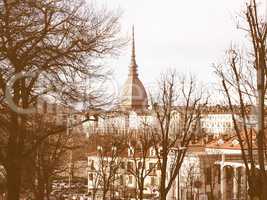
[16,112,89,200]
[176,149,220,200]
[150,70,207,200]
[215,1,267,199]
[88,134,127,200]
[0,0,124,199]
[201,154,222,200]
[184,164,197,200]
[127,128,158,200]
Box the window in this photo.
[90,160,95,170]
[138,161,142,169]
[127,162,133,171]
[205,167,211,185]
[157,163,161,170]
[120,162,125,169]
[128,175,133,184]
[151,177,156,186]
[89,173,93,181]
[149,163,156,175]
[120,175,124,185]
[149,163,155,170]
[150,148,155,156]
[159,148,163,156]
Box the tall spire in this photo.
[129,25,138,77]
[120,25,149,111]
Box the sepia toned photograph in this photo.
[0,0,267,199]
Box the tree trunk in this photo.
[256,54,267,200]
[159,172,167,200]
[6,114,23,200]
[138,183,144,200]
[102,187,108,200]
[6,161,21,200]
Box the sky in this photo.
[96,0,265,91]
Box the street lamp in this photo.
[66,114,73,190]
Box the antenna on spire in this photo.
[129,25,138,77]
[131,25,136,65]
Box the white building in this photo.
[200,105,257,137]
[87,135,160,200]
[200,113,235,136]
[168,135,253,200]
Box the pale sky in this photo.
[96,0,265,90]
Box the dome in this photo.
[120,73,148,111]
[120,27,148,111]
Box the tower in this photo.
[120,26,148,111]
